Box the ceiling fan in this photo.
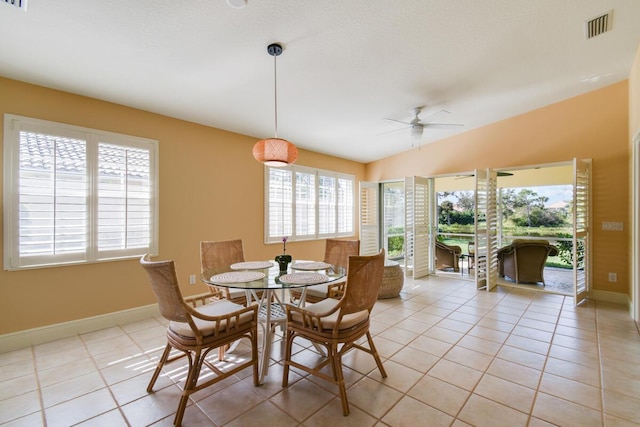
[383,106,463,146]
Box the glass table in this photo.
[202,260,345,383]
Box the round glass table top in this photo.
[202,260,345,290]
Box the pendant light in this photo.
[253,43,298,167]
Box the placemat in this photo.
[278,272,329,285]
[291,261,331,271]
[209,271,265,283]
[230,261,274,270]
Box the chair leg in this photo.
[282,328,295,387]
[174,349,202,427]
[366,332,387,378]
[328,343,349,416]
[147,343,172,392]
[251,330,260,386]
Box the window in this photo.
[265,164,355,243]
[3,114,159,270]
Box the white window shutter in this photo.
[359,181,378,255]
[16,130,89,266]
[296,170,316,237]
[97,142,153,255]
[267,167,293,240]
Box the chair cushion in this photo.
[305,283,330,299]
[169,300,253,338]
[291,298,369,331]
[228,288,247,301]
[305,277,346,299]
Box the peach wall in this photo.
[0,77,365,334]
[631,43,640,138]
[366,82,630,295]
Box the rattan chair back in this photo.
[140,255,193,324]
[339,250,384,317]
[324,239,360,268]
[200,239,245,277]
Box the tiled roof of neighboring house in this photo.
[547,201,569,210]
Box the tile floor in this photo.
[2,275,640,426]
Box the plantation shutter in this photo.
[267,167,294,240]
[404,177,414,276]
[14,128,89,266]
[337,177,354,234]
[295,170,316,238]
[573,158,591,305]
[97,142,153,257]
[413,176,431,278]
[359,182,379,255]
[475,169,498,290]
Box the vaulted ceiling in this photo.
[1,0,639,163]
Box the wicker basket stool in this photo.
[378,261,404,298]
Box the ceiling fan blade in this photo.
[423,123,464,129]
[378,126,411,136]
[383,118,413,126]
[420,108,450,123]
[455,171,513,180]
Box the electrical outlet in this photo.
[602,221,623,231]
[608,272,617,282]
[189,274,196,285]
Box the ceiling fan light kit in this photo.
[253,43,298,167]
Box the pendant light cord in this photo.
[273,52,278,138]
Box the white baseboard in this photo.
[591,289,631,307]
[0,304,161,353]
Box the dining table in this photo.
[202,259,346,384]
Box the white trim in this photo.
[591,289,632,307]
[0,304,161,352]
[632,131,640,321]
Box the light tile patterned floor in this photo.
[2,275,640,426]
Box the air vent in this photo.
[1,0,27,11]
[584,10,613,39]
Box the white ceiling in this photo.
[1,0,639,163]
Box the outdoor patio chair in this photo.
[497,239,559,285]
[435,241,462,272]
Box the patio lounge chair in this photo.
[497,239,559,285]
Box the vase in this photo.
[275,254,291,273]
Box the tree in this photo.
[439,200,454,225]
[512,207,566,227]
[500,189,517,218]
[456,191,474,211]
[511,189,549,227]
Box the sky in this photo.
[511,185,573,206]
[440,185,573,207]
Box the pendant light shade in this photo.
[252,137,298,167]
[253,43,297,167]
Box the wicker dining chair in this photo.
[200,239,251,305]
[282,250,387,416]
[139,255,259,427]
[290,239,360,304]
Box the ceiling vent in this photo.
[2,0,27,11]
[584,10,612,39]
